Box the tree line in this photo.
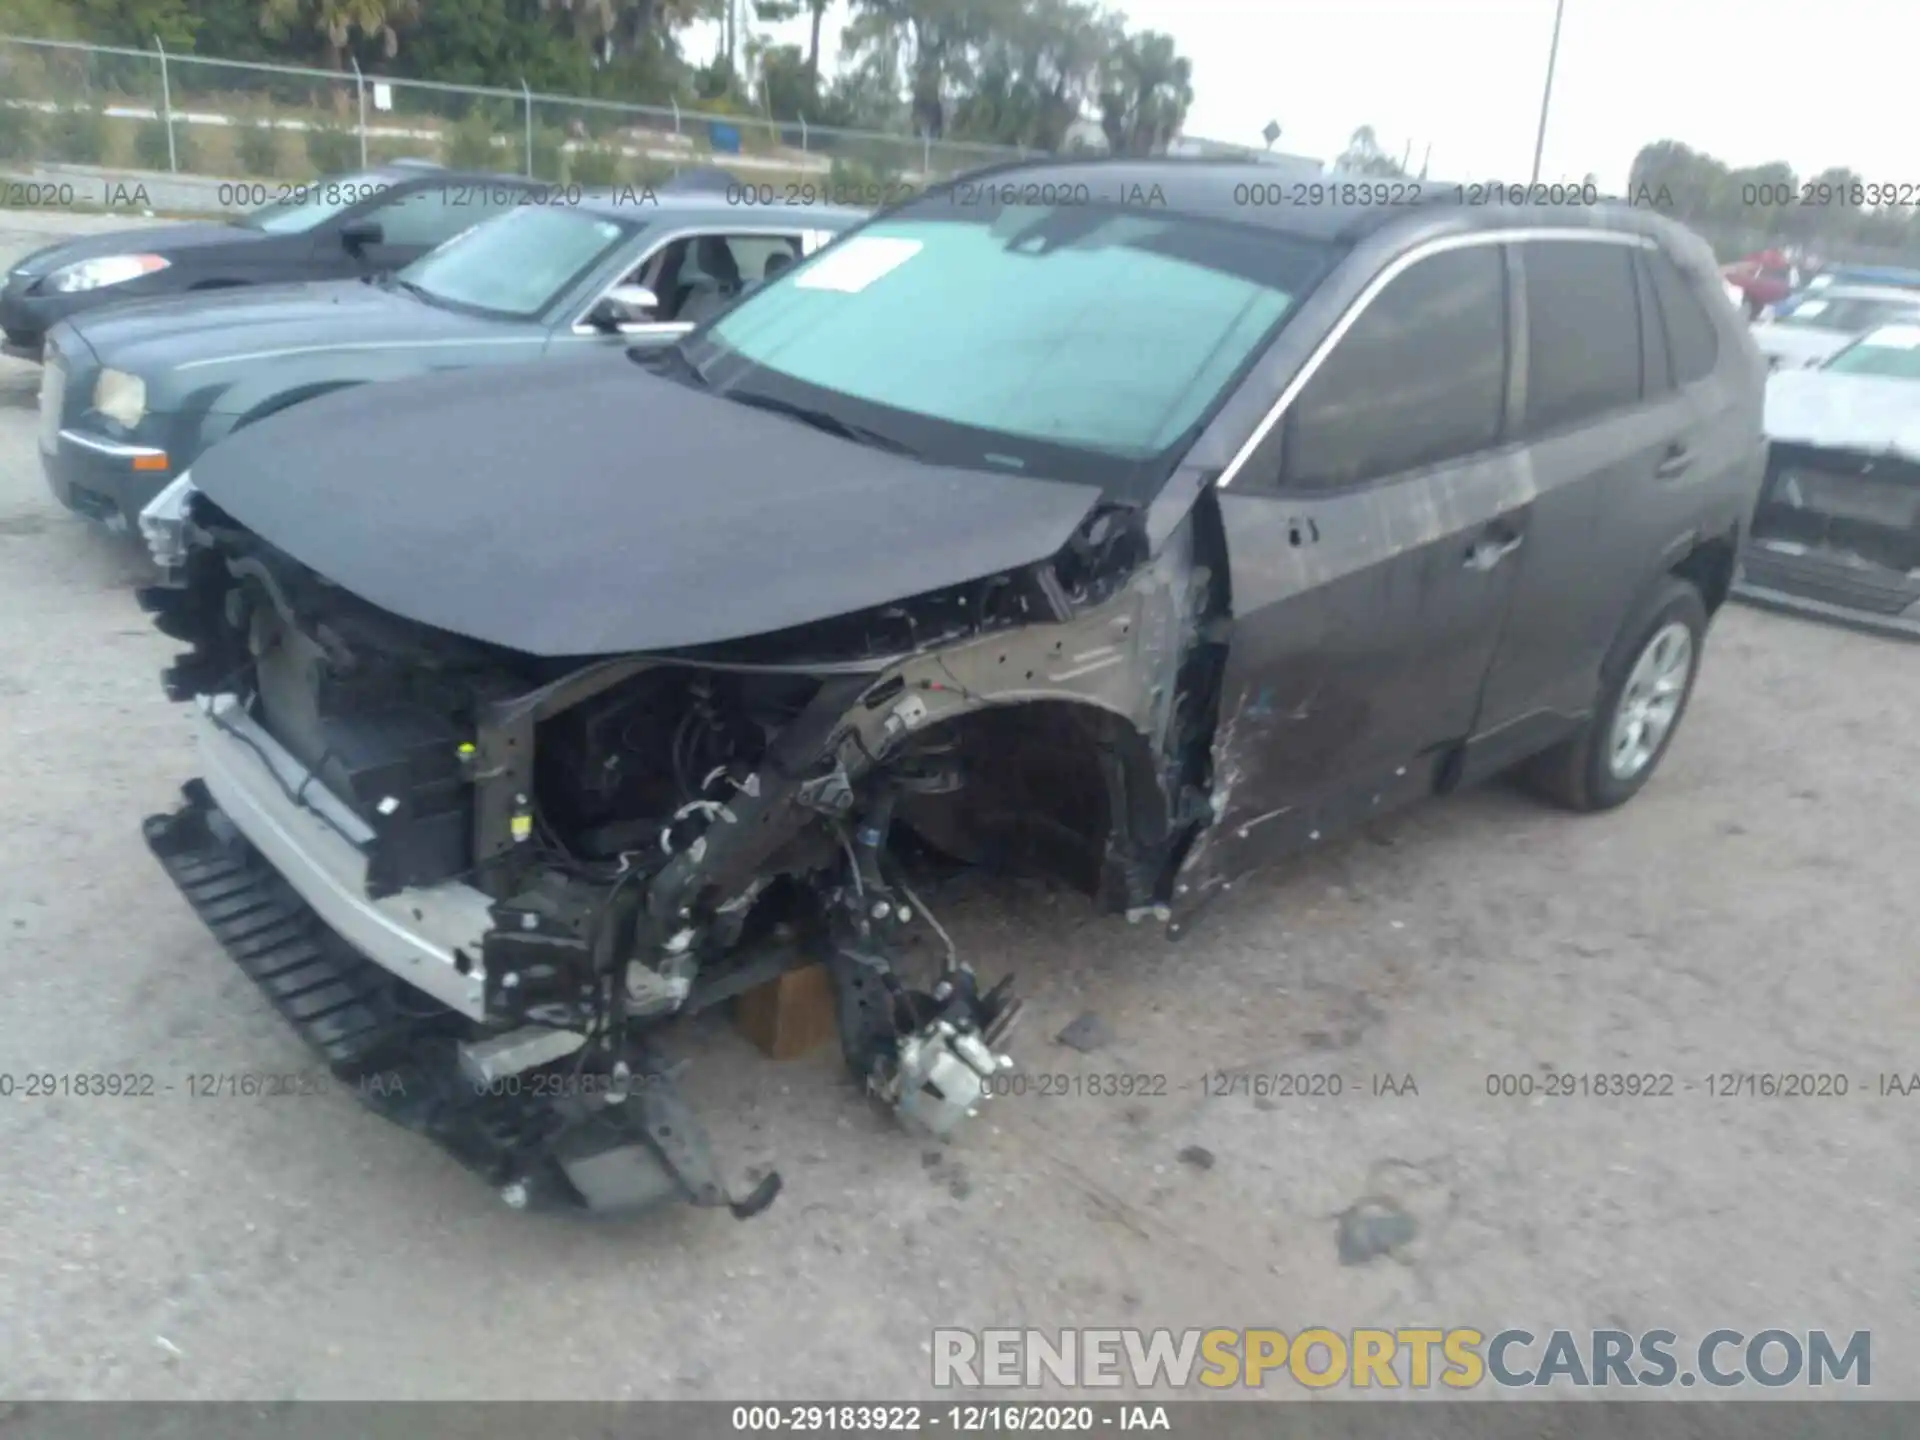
[1326,131,1920,263]
[12,0,1196,154]
[1628,140,1920,262]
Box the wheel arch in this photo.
[888,696,1176,911]
[1669,526,1739,617]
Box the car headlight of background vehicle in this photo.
[44,254,170,294]
[93,368,148,429]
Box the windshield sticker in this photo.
[792,236,922,293]
[1867,324,1920,349]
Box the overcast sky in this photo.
[693,0,1901,192]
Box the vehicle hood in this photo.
[1765,368,1920,462]
[1752,325,1852,369]
[65,280,496,376]
[189,352,1109,658]
[8,222,260,282]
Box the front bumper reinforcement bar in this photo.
[143,781,780,1219]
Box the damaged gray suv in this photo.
[135,160,1767,1219]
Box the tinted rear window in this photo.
[1646,250,1720,385]
[1521,240,1642,433]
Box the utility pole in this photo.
[1530,0,1566,186]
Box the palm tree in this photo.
[749,0,832,80]
[540,0,718,61]
[260,0,416,70]
[1336,125,1406,177]
[804,0,831,79]
[1097,29,1192,156]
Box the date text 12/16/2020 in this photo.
[0,1070,406,1099]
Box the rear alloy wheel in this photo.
[1606,621,1692,783]
[1526,578,1707,812]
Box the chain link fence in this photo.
[0,33,1027,197]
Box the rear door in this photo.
[1207,240,1528,865]
[1472,237,1721,765]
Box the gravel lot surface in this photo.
[0,210,1914,1403]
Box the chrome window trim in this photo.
[177,337,548,371]
[1215,227,1657,490]
[57,428,168,460]
[567,222,817,335]
[562,320,695,343]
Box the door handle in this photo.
[1463,530,1524,572]
[1654,442,1694,479]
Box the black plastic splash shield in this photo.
[142,780,777,1218]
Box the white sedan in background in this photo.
[1737,322,1920,639]
[1751,285,1920,370]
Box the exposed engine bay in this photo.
[137,480,1226,1217]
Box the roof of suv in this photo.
[936,155,1692,249]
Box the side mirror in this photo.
[588,284,661,331]
[339,218,384,253]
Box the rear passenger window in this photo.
[1521,240,1641,433]
[1645,250,1720,385]
[1281,245,1506,491]
[1633,253,1673,396]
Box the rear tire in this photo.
[1525,577,1707,813]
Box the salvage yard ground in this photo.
[0,211,1915,1402]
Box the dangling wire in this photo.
[838,827,865,897]
[896,876,956,970]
